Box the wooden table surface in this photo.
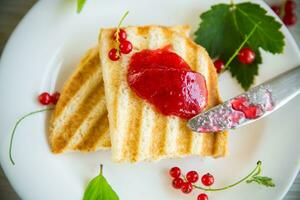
[0,0,299,199]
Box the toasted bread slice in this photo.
[49,47,110,153]
[49,26,191,153]
[99,26,228,163]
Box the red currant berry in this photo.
[238,47,256,64]
[108,48,120,61]
[120,40,133,54]
[38,92,51,105]
[186,171,199,183]
[112,29,127,42]
[172,178,184,189]
[201,173,214,186]
[283,13,297,26]
[213,59,225,73]
[285,0,296,14]
[197,193,209,200]
[181,182,193,194]
[51,92,60,105]
[169,167,181,178]
[271,5,281,16]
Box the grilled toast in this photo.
[49,25,191,153]
[99,26,228,162]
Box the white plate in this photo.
[0,0,300,199]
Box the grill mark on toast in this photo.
[187,45,203,155]
[148,27,194,158]
[200,133,215,155]
[51,82,104,153]
[67,92,107,150]
[110,44,121,131]
[138,104,155,160]
[196,48,216,156]
[161,28,172,41]
[123,93,144,161]
[137,26,150,36]
[206,54,228,157]
[51,56,102,137]
[212,131,228,157]
[150,113,168,159]
[172,34,194,155]
[135,27,162,160]
[122,27,149,161]
[207,53,221,107]
[184,38,197,154]
[75,111,109,151]
[176,121,192,155]
[54,49,100,118]
[186,41,198,70]
[132,27,152,161]
[207,56,218,155]
[148,27,170,159]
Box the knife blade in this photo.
[187,65,300,133]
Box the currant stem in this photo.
[223,23,259,71]
[193,161,262,192]
[100,164,103,176]
[115,11,129,56]
[279,2,285,18]
[9,107,54,165]
[117,11,129,31]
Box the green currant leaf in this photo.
[234,3,284,54]
[77,0,87,13]
[246,176,275,187]
[83,166,119,200]
[194,2,284,90]
[195,4,234,58]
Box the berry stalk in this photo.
[223,23,259,71]
[9,107,54,165]
[114,11,129,56]
[193,161,263,192]
[100,164,103,176]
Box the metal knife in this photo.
[187,65,300,133]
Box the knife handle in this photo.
[263,65,300,109]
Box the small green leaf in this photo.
[77,0,87,13]
[83,165,119,200]
[246,176,275,187]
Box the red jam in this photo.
[127,48,208,119]
[231,97,262,119]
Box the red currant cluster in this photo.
[169,167,214,200]
[38,92,60,105]
[271,0,297,26]
[108,29,133,61]
[214,47,256,73]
